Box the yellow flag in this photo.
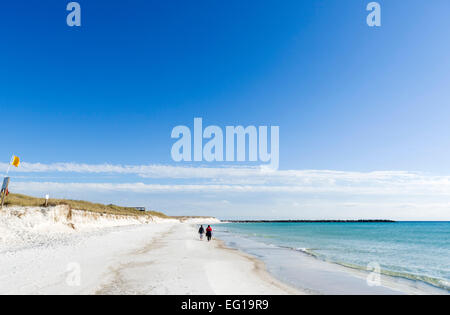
[11,156,20,168]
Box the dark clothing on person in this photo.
[198,226,205,240]
[206,226,213,241]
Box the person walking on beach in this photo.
[198,225,205,240]
[206,225,213,242]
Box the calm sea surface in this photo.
[215,222,450,291]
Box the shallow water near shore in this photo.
[215,222,450,294]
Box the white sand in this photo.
[95,223,301,295]
[0,207,300,295]
[3,207,438,295]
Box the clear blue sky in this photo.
[1,1,450,219]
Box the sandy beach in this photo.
[0,209,301,295]
[95,223,301,295]
[1,207,447,295]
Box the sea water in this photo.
[215,222,450,293]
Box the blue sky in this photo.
[1,1,450,219]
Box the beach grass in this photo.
[2,193,168,218]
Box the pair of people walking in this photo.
[198,225,213,241]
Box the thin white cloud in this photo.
[3,162,450,194]
[8,179,450,195]
[3,161,450,202]
[1,161,444,182]
[4,162,450,219]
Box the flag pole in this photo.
[5,155,13,176]
[1,155,13,210]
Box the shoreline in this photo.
[94,223,305,295]
[216,226,449,295]
[1,206,299,295]
[213,237,303,295]
[1,208,447,295]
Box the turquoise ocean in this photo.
[215,222,450,293]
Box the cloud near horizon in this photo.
[2,162,450,220]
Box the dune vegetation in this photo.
[2,193,168,218]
